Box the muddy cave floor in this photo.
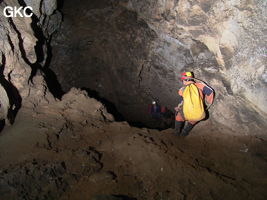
[0,94,267,200]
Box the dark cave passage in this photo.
[2,0,264,133]
[81,87,125,122]
[48,0,178,130]
[81,87,175,130]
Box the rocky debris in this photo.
[88,171,117,184]
[91,195,137,200]
[0,99,267,199]
[31,87,114,125]
[0,147,103,200]
[0,161,70,200]
[59,88,114,122]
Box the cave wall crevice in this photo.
[0,0,62,123]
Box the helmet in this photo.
[181,72,193,80]
[152,101,156,105]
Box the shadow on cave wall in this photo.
[15,0,65,100]
[57,0,65,11]
[0,0,64,132]
[29,11,65,99]
[0,54,22,131]
[81,87,125,121]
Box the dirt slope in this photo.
[0,89,267,200]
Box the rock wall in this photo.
[0,0,61,122]
[123,0,267,135]
[51,0,267,134]
[0,0,266,134]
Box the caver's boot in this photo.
[175,121,183,136]
[180,123,194,136]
